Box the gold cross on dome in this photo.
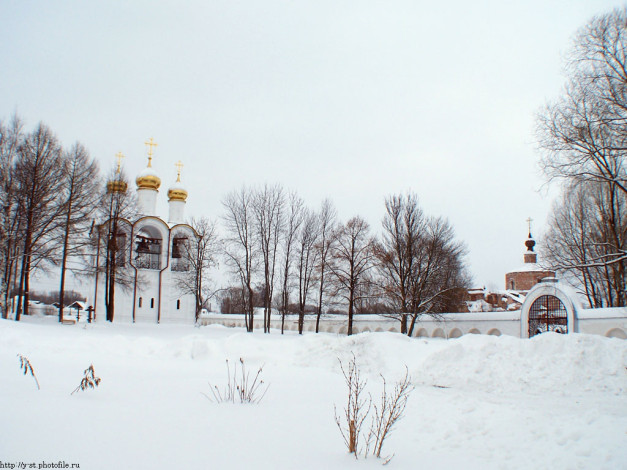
[144,138,158,167]
[526,217,534,235]
[114,152,125,174]
[175,161,184,182]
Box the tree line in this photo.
[0,118,100,322]
[219,186,470,336]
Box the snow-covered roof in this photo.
[67,301,86,310]
[169,179,187,192]
[137,166,159,179]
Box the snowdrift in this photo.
[0,317,625,469]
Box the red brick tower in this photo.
[505,231,555,292]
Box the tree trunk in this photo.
[15,226,32,321]
[347,287,354,336]
[58,202,73,322]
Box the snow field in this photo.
[0,317,625,470]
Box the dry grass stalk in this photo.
[207,358,269,404]
[71,364,101,395]
[17,354,40,390]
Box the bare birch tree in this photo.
[278,191,304,333]
[296,208,320,334]
[253,184,284,333]
[222,187,257,332]
[314,199,337,332]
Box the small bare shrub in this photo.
[17,354,40,390]
[335,355,414,462]
[334,354,371,457]
[71,364,101,395]
[206,358,269,404]
[368,367,413,459]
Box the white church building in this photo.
[90,143,197,324]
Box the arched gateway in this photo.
[520,278,579,338]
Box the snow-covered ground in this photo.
[1,316,625,470]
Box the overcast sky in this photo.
[0,1,621,293]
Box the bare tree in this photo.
[377,193,423,333]
[222,187,257,332]
[538,8,627,306]
[330,216,376,336]
[377,194,470,336]
[406,217,469,336]
[13,123,66,320]
[544,180,626,307]
[0,115,24,318]
[253,184,284,333]
[538,8,627,194]
[296,208,320,334]
[278,191,304,333]
[176,217,221,320]
[96,168,136,322]
[56,143,101,322]
[314,199,337,332]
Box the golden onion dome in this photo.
[136,162,161,191]
[107,179,128,194]
[168,179,188,202]
[168,161,187,202]
[107,152,128,193]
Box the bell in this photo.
[136,237,150,253]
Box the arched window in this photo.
[151,298,155,309]
[176,299,181,310]
[138,297,143,308]
[509,280,515,290]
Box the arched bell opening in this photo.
[170,233,190,272]
[134,226,163,270]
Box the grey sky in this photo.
[1,0,621,292]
